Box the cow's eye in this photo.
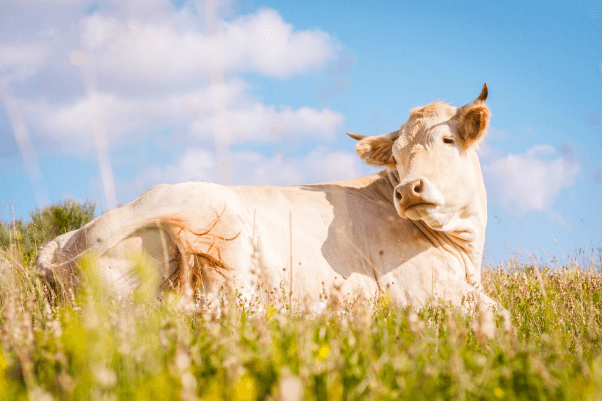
[443,137,455,145]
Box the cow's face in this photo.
[349,84,490,234]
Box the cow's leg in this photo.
[382,261,502,312]
[92,226,179,296]
[36,183,264,310]
[38,225,179,295]
[37,230,80,291]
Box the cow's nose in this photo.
[411,179,423,194]
[395,179,424,208]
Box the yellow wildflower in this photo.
[317,345,330,361]
[235,373,257,401]
[266,304,276,320]
[0,351,7,371]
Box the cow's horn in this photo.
[456,83,488,116]
[477,83,488,102]
[347,132,367,140]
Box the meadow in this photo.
[1,200,601,400]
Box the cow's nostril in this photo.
[413,180,423,194]
[396,191,402,200]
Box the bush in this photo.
[0,221,9,250]
[0,199,96,265]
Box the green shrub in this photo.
[0,199,96,265]
[0,221,9,250]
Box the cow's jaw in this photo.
[403,204,472,239]
[394,181,484,242]
[392,166,487,249]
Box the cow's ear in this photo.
[456,105,490,147]
[353,135,395,167]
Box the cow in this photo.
[36,84,496,311]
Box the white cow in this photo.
[36,84,495,310]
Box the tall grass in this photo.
[1,201,601,400]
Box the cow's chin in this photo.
[402,204,450,231]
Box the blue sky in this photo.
[1,0,601,265]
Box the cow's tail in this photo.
[154,214,237,293]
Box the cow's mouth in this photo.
[403,203,438,219]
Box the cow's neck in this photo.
[412,219,484,286]
[342,170,485,286]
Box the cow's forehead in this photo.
[396,101,457,150]
[408,101,456,121]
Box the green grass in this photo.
[1,201,602,400]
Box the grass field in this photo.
[1,201,602,400]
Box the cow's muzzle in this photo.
[394,177,443,217]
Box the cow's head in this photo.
[349,84,490,237]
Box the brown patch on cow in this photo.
[157,212,238,293]
[455,105,490,147]
[355,136,396,167]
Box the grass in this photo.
[1,201,602,400]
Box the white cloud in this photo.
[0,42,54,85]
[4,5,344,154]
[483,145,579,215]
[79,8,338,93]
[220,9,338,78]
[20,91,188,151]
[101,0,173,16]
[128,146,369,195]
[19,79,344,152]
[189,102,344,143]
[140,148,216,186]
[0,43,51,69]
[234,146,367,186]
